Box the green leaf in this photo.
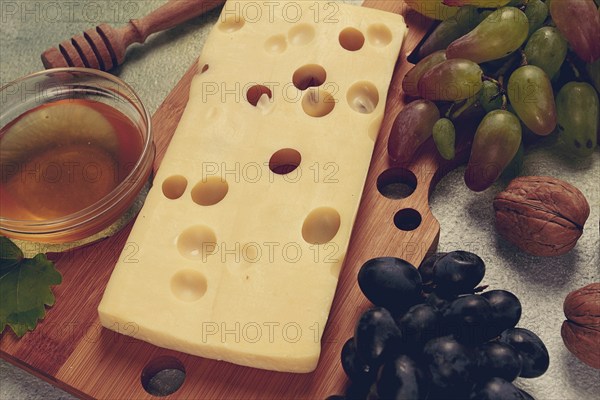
[0,236,23,271]
[0,253,62,337]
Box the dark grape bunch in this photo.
[326,251,550,400]
[389,0,600,192]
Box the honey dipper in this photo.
[41,0,225,71]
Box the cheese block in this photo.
[98,0,406,373]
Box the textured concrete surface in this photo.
[1,1,599,399]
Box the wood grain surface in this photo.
[0,1,458,398]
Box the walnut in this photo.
[561,283,600,369]
[493,176,590,257]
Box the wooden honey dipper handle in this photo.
[42,0,225,71]
[127,0,223,44]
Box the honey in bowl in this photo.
[0,99,143,221]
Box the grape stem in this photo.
[486,52,523,112]
[482,76,508,110]
[519,50,528,67]
[491,52,521,81]
[446,95,478,120]
[565,55,581,80]
[483,76,501,87]
[473,285,489,294]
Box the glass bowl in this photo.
[0,68,154,244]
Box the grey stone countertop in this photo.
[1,1,599,399]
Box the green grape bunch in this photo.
[392,0,600,192]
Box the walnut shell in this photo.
[561,283,600,369]
[493,176,590,256]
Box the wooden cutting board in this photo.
[0,2,465,398]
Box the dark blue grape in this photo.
[469,377,525,400]
[397,303,442,348]
[358,257,423,314]
[426,291,451,313]
[344,381,371,400]
[423,336,475,394]
[377,354,426,400]
[419,252,446,291]
[433,251,485,297]
[482,290,522,336]
[343,252,546,400]
[443,294,495,344]
[499,328,549,378]
[475,342,522,382]
[325,396,346,400]
[341,338,376,385]
[354,307,402,366]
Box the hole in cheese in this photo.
[162,175,188,200]
[264,34,287,53]
[339,27,365,51]
[302,88,335,118]
[302,207,341,245]
[269,148,301,175]
[288,23,316,46]
[246,85,273,107]
[293,64,327,91]
[177,225,217,260]
[141,356,186,396]
[347,81,379,114]
[171,270,208,302]
[218,14,245,33]
[367,23,392,47]
[191,177,228,206]
[393,208,422,231]
[377,168,417,200]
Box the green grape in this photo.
[403,51,447,97]
[465,110,522,192]
[479,80,503,113]
[417,6,485,59]
[586,58,600,92]
[433,118,456,160]
[550,0,600,63]
[500,143,525,182]
[388,100,440,163]
[446,7,529,63]
[507,0,527,5]
[506,103,541,145]
[455,6,492,31]
[443,0,510,6]
[524,27,568,79]
[418,18,462,60]
[404,0,458,21]
[418,59,483,101]
[556,82,599,158]
[507,65,557,136]
[524,0,548,37]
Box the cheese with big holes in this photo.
[98,0,406,373]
